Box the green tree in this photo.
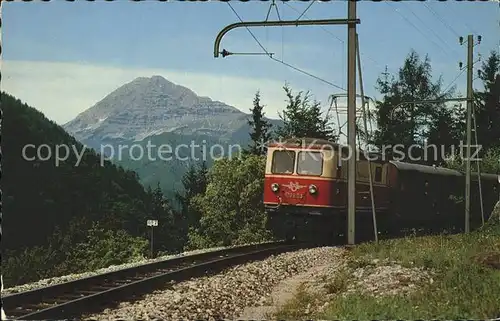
[174,161,208,247]
[186,154,271,249]
[64,222,148,272]
[247,91,272,155]
[146,183,180,253]
[372,49,460,163]
[1,91,163,286]
[475,51,500,152]
[445,146,500,174]
[276,84,337,141]
[3,219,149,287]
[426,103,465,165]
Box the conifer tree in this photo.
[247,91,272,155]
[372,50,461,163]
[475,51,500,152]
[276,84,336,141]
[174,161,208,246]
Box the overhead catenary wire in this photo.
[283,1,343,43]
[295,0,315,21]
[443,68,466,94]
[442,57,484,95]
[423,2,461,39]
[386,2,451,59]
[400,1,461,59]
[283,0,398,84]
[448,4,479,36]
[282,1,346,87]
[226,1,346,92]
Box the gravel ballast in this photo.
[1,243,270,295]
[82,246,345,320]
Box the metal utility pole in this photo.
[214,18,360,58]
[347,0,357,245]
[465,34,473,233]
[213,3,361,244]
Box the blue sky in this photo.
[2,0,499,125]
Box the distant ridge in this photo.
[62,75,252,147]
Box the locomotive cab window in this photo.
[271,150,295,174]
[297,151,323,176]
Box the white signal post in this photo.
[147,219,158,259]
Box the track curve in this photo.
[3,241,311,320]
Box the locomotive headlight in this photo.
[271,183,279,192]
[309,184,318,194]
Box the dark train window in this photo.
[375,166,382,182]
[271,150,295,174]
[297,151,323,176]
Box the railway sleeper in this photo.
[88,285,115,291]
[45,293,84,301]
[111,280,135,285]
[57,293,86,300]
[40,298,67,305]
[116,276,144,282]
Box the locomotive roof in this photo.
[267,137,385,160]
[390,160,499,181]
[390,160,462,177]
[268,137,339,147]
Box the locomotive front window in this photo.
[297,151,323,176]
[271,150,296,174]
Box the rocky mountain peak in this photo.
[62,75,248,146]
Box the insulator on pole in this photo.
[221,49,233,57]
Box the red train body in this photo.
[263,138,500,242]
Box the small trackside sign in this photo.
[147,220,158,226]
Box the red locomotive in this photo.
[263,137,500,243]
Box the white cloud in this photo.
[1,60,328,125]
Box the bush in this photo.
[2,222,149,287]
[64,222,148,271]
[185,154,272,249]
[445,147,500,174]
[2,246,59,286]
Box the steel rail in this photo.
[3,241,306,320]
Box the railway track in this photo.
[2,241,309,320]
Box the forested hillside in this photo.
[112,132,248,205]
[1,93,181,286]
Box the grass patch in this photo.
[274,284,322,320]
[278,222,500,320]
[324,269,350,294]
